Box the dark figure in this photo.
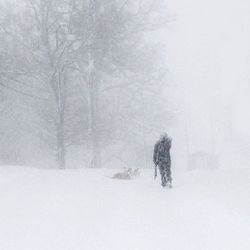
[153,133,172,188]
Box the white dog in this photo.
[112,168,140,180]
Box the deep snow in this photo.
[0,166,250,250]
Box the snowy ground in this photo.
[0,166,250,250]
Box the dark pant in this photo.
[159,163,172,187]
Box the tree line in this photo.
[0,0,172,169]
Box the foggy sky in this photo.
[1,0,250,168]
[165,0,250,161]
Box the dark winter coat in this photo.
[153,136,172,166]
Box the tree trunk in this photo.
[90,133,101,168]
[55,69,66,169]
[86,0,101,168]
[56,108,66,169]
[57,130,66,169]
[89,79,101,168]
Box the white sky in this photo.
[164,0,250,154]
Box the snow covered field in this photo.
[0,166,250,250]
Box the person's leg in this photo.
[166,165,172,188]
[162,165,168,187]
[159,164,167,187]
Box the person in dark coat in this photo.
[153,133,172,188]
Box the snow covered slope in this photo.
[0,166,249,250]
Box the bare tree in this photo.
[0,0,87,168]
[0,0,171,169]
[70,0,169,167]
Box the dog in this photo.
[111,168,140,180]
[112,168,132,180]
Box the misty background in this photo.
[0,0,249,170]
[166,0,250,169]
